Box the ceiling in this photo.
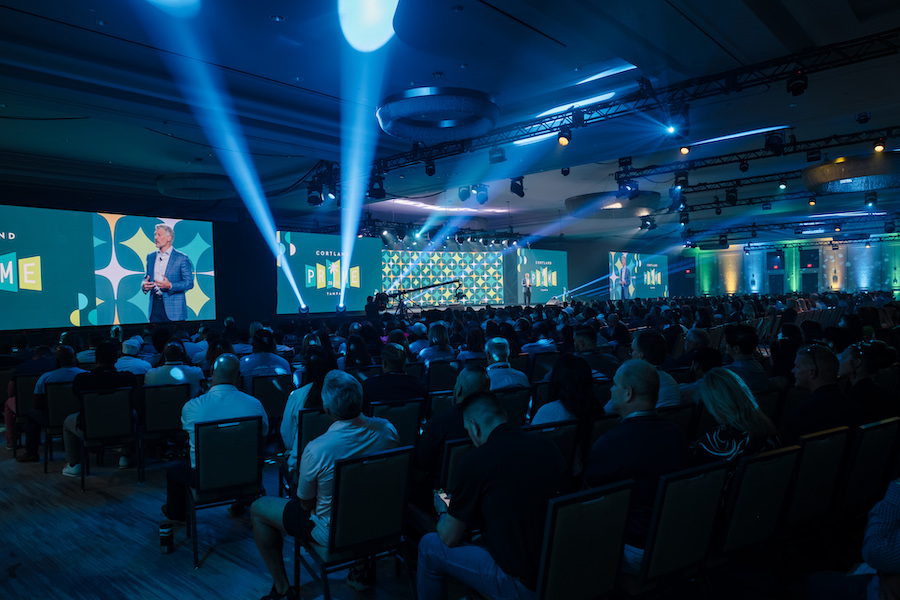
[1,0,900,252]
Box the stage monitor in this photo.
[383,249,504,307]
[275,231,383,314]
[517,248,568,304]
[608,252,668,299]
[0,205,216,330]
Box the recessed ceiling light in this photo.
[270,14,285,22]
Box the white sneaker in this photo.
[118,456,132,469]
[62,463,82,477]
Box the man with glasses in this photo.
[782,344,863,442]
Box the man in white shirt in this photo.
[485,337,530,391]
[144,342,206,397]
[250,370,398,600]
[161,353,267,523]
[115,339,152,375]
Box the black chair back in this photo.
[787,426,850,527]
[252,374,294,435]
[371,399,424,447]
[496,387,530,427]
[143,384,192,434]
[441,437,475,491]
[194,416,264,494]
[81,388,134,442]
[297,408,333,457]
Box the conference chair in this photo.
[294,446,415,600]
[0,368,15,403]
[43,382,80,473]
[441,437,475,492]
[713,446,800,557]
[529,352,560,384]
[785,426,850,529]
[535,481,634,600]
[591,414,621,444]
[251,373,294,438]
[139,383,191,482]
[523,420,579,474]
[403,362,425,381]
[496,386,530,427]
[371,398,425,447]
[426,360,459,393]
[753,389,780,422]
[509,353,528,374]
[187,416,264,568]
[427,391,455,419]
[618,461,729,596]
[530,380,552,419]
[78,387,137,491]
[279,408,333,498]
[11,373,40,457]
[658,405,698,439]
[835,417,900,513]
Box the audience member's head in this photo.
[428,322,451,351]
[609,359,660,416]
[461,391,507,447]
[252,329,276,353]
[778,323,803,345]
[800,320,825,345]
[87,331,105,349]
[793,344,839,391]
[485,337,511,364]
[344,334,372,369]
[322,370,363,420]
[163,342,187,363]
[56,345,76,367]
[207,340,235,367]
[548,354,597,420]
[699,368,775,438]
[823,326,853,354]
[465,327,485,353]
[839,313,864,343]
[631,329,667,366]
[838,340,888,384]
[691,347,723,381]
[381,342,407,373]
[573,326,597,352]
[95,340,118,367]
[724,324,758,358]
[684,328,710,352]
[453,366,491,405]
[211,353,240,385]
[121,339,142,357]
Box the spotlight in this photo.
[739,160,749,173]
[473,184,489,204]
[680,212,689,226]
[866,241,871,249]
[666,125,676,134]
[674,171,689,190]
[874,138,886,153]
[856,112,871,125]
[832,243,839,251]
[807,149,822,162]
[561,167,570,176]
[299,304,309,315]
[382,229,389,236]
[336,303,347,314]
[458,186,470,201]
[834,223,842,232]
[510,176,525,198]
[744,246,750,255]
[367,174,386,200]
[715,206,722,215]
[558,126,571,146]
[865,190,877,207]
[751,223,758,238]
[786,69,808,96]
[618,179,639,199]
[425,159,436,177]
[886,221,896,234]
[326,187,337,201]
[307,182,323,206]
[680,145,691,155]
[808,196,817,206]
[765,132,785,156]
[779,179,787,190]
[488,147,506,164]
[725,187,738,206]
[762,201,772,210]
[719,234,728,246]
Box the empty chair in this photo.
[536,481,634,600]
[294,446,415,600]
[187,416,265,568]
[786,426,850,528]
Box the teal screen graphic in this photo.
[609,252,669,299]
[383,250,504,306]
[516,249,568,304]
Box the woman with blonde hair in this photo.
[689,367,779,465]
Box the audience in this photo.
[484,337,529,391]
[723,324,769,393]
[239,329,291,391]
[144,342,206,397]
[361,342,427,411]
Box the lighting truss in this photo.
[683,212,900,243]
[677,170,803,194]
[373,28,900,174]
[614,125,900,182]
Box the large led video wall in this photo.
[609,251,669,299]
[0,205,216,330]
[516,249,569,304]
[275,231,383,314]
[383,250,504,306]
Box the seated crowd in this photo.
[3,288,900,599]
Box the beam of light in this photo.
[512,132,559,147]
[339,0,398,52]
[576,64,637,86]
[691,125,790,146]
[536,92,616,118]
[338,43,390,308]
[567,275,611,295]
[389,199,508,213]
[134,1,306,308]
[385,217,467,294]
[144,0,200,18]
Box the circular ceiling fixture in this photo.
[564,191,664,219]
[802,151,900,194]
[376,87,500,144]
[156,173,234,200]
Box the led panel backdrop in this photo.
[0,205,215,330]
[276,232,383,314]
[383,250,504,306]
[516,249,568,304]
[609,252,669,299]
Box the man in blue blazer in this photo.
[142,224,194,323]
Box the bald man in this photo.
[584,359,685,576]
[414,366,491,504]
[162,353,268,522]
